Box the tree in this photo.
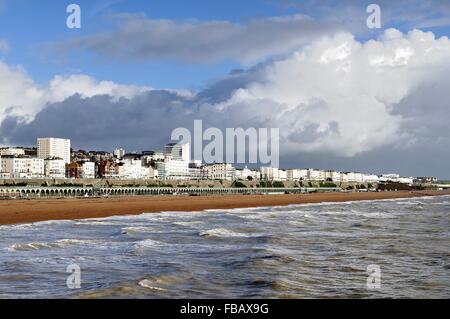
[232,181,247,188]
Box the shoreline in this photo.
[1,190,449,226]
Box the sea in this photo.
[0,195,449,299]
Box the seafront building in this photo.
[0,156,44,179]
[165,143,190,162]
[286,169,309,181]
[235,167,261,181]
[118,159,153,180]
[156,159,189,180]
[202,163,236,181]
[0,148,26,157]
[155,143,191,180]
[66,161,96,179]
[44,158,66,179]
[113,148,125,159]
[0,137,435,184]
[37,138,71,164]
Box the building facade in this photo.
[0,148,25,157]
[202,163,236,181]
[37,138,71,164]
[0,156,44,179]
[44,158,66,179]
[165,143,190,162]
[156,160,190,180]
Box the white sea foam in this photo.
[122,226,155,233]
[0,223,35,231]
[7,239,99,251]
[199,228,267,238]
[75,221,124,226]
[133,239,168,250]
[138,279,167,292]
[173,221,204,227]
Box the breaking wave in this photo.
[199,228,267,239]
[7,239,100,251]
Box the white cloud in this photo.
[211,29,450,157]
[0,61,150,126]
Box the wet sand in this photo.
[0,190,449,225]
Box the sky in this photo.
[0,0,450,178]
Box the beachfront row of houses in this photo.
[0,138,436,185]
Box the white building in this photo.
[44,158,66,179]
[236,167,261,181]
[0,156,44,179]
[118,159,151,179]
[27,158,45,178]
[188,167,203,180]
[81,162,95,179]
[165,143,190,162]
[286,169,309,181]
[154,143,192,180]
[278,169,287,181]
[324,171,342,183]
[202,163,236,181]
[260,167,288,181]
[0,148,25,157]
[260,167,278,181]
[235,167,250,180]
[341,172,364,183]
[189,160,203,168]
[397,177,414,185]
[362,174,380,183]
[113,148,125,159]
[379,174,401,182]
[157,160,190,180]
[37,138,71,164]
[307,169,326,181]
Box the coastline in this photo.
[1,190,449,226]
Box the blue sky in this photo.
[0,0,299,89]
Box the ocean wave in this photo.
[7,239,99,251]
[75,221,125,226]
[172,221,204,227]
[320,210,395,219]
[122,226,155,234]
[138,273,191,292]
[138,279,167,292]
[0,224,35,231]
[133,239,168,250]
[199,228,267,239]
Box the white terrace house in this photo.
[0,156,44,179]
[202,163,236,181]
[44,158,66,179]
[118,159,152,180]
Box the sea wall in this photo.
[0,178,377,190]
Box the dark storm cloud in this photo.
[2,67,449,179]
[0,91,192,151]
